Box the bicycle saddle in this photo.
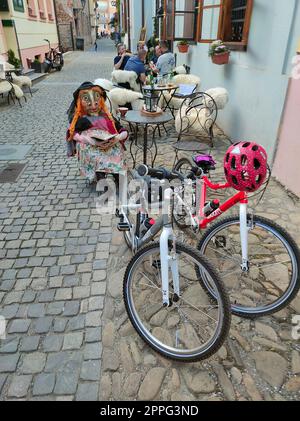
[193,155,216,173]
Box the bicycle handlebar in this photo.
[137,165,186,182]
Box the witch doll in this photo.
[66,81,128,183]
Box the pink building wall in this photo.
[20,43,58,71]
[273,77,300,197]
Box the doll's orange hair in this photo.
[68,88,117,141]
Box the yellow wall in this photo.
[1,0,58,50]
[3,25,19,57]
[0,20,8,54]
[14,19,58,49]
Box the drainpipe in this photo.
[12,20,22,67]
[53,0,62,48]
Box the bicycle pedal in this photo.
[117,223,130,232]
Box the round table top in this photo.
[122,110,174,125]
[143,84,178,92]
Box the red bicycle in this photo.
[173,147,300,319]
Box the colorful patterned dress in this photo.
[70,113,127,183]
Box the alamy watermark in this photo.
[291,55,300,80]
[0,316,6,340]
[292,315,300,340]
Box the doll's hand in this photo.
[114,131,128,142]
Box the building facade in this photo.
[94,0,116,37]
[138,0,300,196]
[55,0,93,52]
[119,0,155,52]
[0,0,59,70]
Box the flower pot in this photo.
[177,44,189,53]
[212,52,230,65]
[30,61,47,73]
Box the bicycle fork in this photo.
[159,188,180,307]
[240,202,249,272]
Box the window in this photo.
[26,0,37,17]
[46,0,54,20]
[161,0,199,41]
[0,0,9,12]
[198,0,253,49]
[198,0,222,42]
[155,0,164,39]
[221,0,253,44]
[38,0,46,19]
[174,0,198,40]
[158,0,253,50]
[13,0,25,12]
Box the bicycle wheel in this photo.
[123,241,231,362]
[198,215,300,318]
[173,158,195,229]
[173,157,194,175]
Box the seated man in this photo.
[124,49,147,85]
[114,43,131,70]
[150,41,175,76]
[151,45,162,65]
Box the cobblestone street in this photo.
[0,39,300,401]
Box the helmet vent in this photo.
[252,145,259,151]
[241,155,247,166]
[242,142,251,148]
[232,175,238,185]
[231,157,236,170]
[254,158,261,170]
[241,171,249,181]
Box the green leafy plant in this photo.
[177,39,189,46]
[7,49,21,68]
[208,40,230,57]
[147,36,159,49]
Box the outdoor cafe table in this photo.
[121,110,173,167]
[151,84,178,114]
[2,68,21,82]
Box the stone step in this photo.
[29,72,47,85]
[22,68,35,77]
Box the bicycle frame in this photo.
[120,186,179,307]
[197,176,248,230]
[182,175,250,273]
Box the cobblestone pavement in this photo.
[0,40,115,401]
[1,39,300,401]
[102,130,300,402]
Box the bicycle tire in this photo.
[123,241,231,362]
[197,215,300,318]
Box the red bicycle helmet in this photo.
[224,142,268,192]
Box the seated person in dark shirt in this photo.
[114,44,132,70]
[151,45,162,65]
[124,49,147,85]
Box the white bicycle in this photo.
[117,165,231,362]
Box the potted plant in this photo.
[177,40,189,53]
[30,58,46,73]
[209,40,230,65]
[7,49,21,69]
